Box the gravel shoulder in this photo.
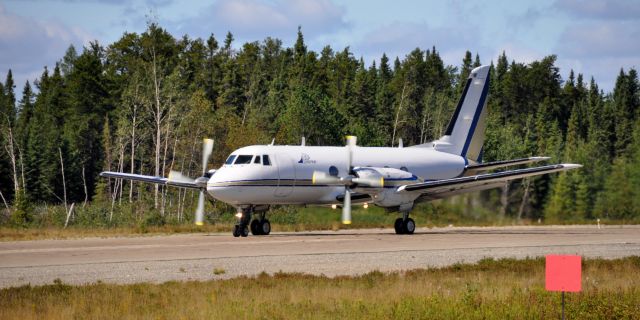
[1,225,638,288]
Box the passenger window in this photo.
[262,155,271,166]
[234,155,253,164]
[254,155,261,164]
[225,155,237,165]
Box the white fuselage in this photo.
[207,145,466,207]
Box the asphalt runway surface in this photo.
[1,225,638,288]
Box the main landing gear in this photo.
[394,211,415,235]
[233,207,271,237]
[250,212,271,236]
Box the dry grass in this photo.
[0,257,638,319]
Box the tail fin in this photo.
[433,65,490,163]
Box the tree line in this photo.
[1,23,639,226]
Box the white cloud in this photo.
[557,55,638,91]
[0,4,93,90]
[175,0,349,43]
[554,21,640,91]
[555,0,640,20]
[20,0,172,5]
[355,21,481,64]
[557,21,640,58]
[493,42,546,64]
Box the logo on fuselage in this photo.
[298,153,316,164]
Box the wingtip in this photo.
[561,163,583,169]
[532,156,551,161]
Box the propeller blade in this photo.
[195,190,205,226]
[346,136,357,170]
[312,171,342,184]
[342,189,351,225]
[352,176,384,188]
[168,170,195,184]
[202,138,214,175]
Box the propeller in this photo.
[195,138,214,226]
[311,136,383,225]
[341,135,355,224]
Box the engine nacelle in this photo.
[353,166,419,186]
[353,167,421,209]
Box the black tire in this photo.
[240,225,249,237]
[394,218,404,234]
[250,219,262,235]
[260,219,271,235]
[403,218,416,235]
[232,225,241,237]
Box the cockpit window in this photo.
[253,155,261,164]
[225,155,236,165]
[234,155,253,164]
[262,155,271,166]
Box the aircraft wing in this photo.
[100,171,200,189]
[397,164,581,200]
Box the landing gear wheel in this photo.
[240,225,249,237]
[260,219,271,235]
[394,218,405,234]
[250,219,262,235]
[403,218,415,235]
[232,225,241,237]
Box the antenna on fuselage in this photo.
[269,138,275,146]
[301,136,305,146]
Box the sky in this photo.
[1,0,639,95]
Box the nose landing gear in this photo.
[233,224,249,237]
[233,206,271,237]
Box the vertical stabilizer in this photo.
[431,65,490,162]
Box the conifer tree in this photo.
[3,70,16,125]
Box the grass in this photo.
[0,257,638,319]
[212,268,226,275]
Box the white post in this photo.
[64,203,75,228]
[58,148,68,214]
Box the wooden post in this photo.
[562,291,565,320]
[546,255,581,320]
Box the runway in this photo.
[1,225,638,288]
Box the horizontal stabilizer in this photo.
[397,164,581,196]
[464,156,550,174]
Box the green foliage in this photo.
[10,192,32,227]
[142,211,166,227]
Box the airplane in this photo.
[100,65,581,237]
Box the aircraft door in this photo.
[274,153,296,197]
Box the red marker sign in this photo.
[545,255,582,292]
